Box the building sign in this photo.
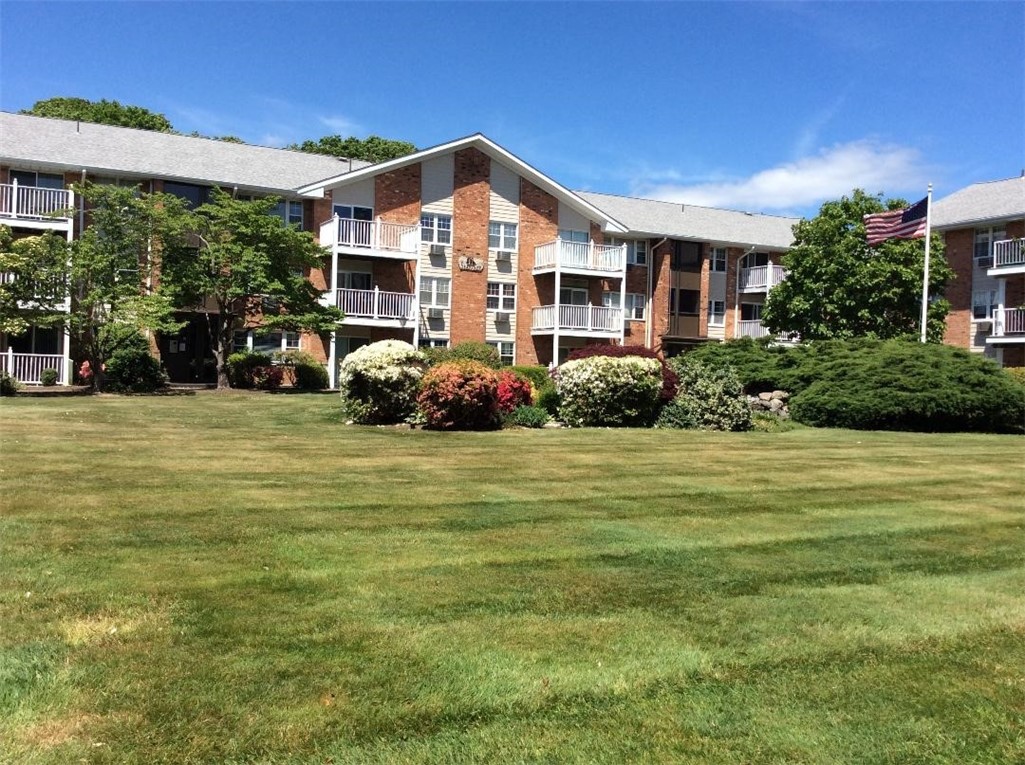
[458,256,484,272]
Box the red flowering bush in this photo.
[496,370,533,413]
[565,344,678,402]
[417,361,502,430]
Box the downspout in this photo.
[646,237,667,350]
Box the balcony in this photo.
[987,239,1025,277]
[0,183,74,229]
[533,240,626,276]
[336,287,416,328]
[738,320,800,343]
[989,307,1025,343]
[531,304,623,337]
[0,350,68,385]
[319,217,420,260]
[739,264,787,292]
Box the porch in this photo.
[533,240,626,276]
[336,287,417,327]
[319,217,421,260]
[987,238,1025,276]
[0,183,74,230]
[739,264,787,292]
[0,350,70,385]
[531,304,624,337]
[988,307,1025,343]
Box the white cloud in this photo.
[631,140,930,212]
[318,114,361,135]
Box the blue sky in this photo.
[2,1,1022,217]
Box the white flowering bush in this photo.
[556,355,663,427]
[656,356,752,431]
[339,340,427,424]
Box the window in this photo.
[671,241,702,271]
[420,276,451,307]
[558,229,589,243]
[418,338,449,349]
[334,204,373,221]
[669,288,700,315]
[487,282,516,311]
[741,251,770,269]
[740,303,763,321]
[421,213,452,244]
[707,300,726,326]
[487,341,515,365]
[608,237,648,266]
[338,271,373,290]
[560,286,589,306]
[163,182,211,209]
[602,291,645,319]
[711,247,727,273]
[488,221,518,251]
[271,200,304,227]
[233,330,301,354]
[974,228,1005,268]
[10,170,64,189]
[972,290,998,321]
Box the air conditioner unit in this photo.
[496,250,512,262]
[427,307,445,319]
[495,311,511,323]
[429,244,446,256]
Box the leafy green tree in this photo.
[69,183,190,389]
[289,134,417,163]
[0,226,70,336]
[157,190,343,388]
[22,97,174,132]
[762,189,953,342]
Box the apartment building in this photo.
[931,175,1025,367]
[1,111,1020,385]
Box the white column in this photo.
[10,178,18,218]
[412,256,422,347]
[328,331,338,389]
[995,280,1006,337]
[61,324,72,386]
[619,251,627,346]
[552,265,562,368]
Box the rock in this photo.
[769,398,784,411]
[771,390,788,400]
[758,392,773,401]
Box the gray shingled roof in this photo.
[577,191,797,249]
[931,175,1025,229]
[0,112,369,194]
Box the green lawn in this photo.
[1,393,1023,764]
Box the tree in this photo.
[762,189,953,342]
[289,134,417,163]
[69,183,190,389]
[157,190,343,388]
[0,226,70,337]
[22,97,174,132]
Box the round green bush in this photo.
[508,404,549,428]
[556,355,662,427]
[0,371,19,396]
[40,368,59,387]
[105,347,166,393]
[339,340,426,424]
[422,341,502,369]
[657,356,752,431]
[227,351,273,389]
[417,360,502,431]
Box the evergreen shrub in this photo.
[227,351,273,389]
[508,404,549,428]
[423,341,502,369]
[105,347,166,393]
[40,368,59,387]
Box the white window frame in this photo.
[560,286,589,306]
[972,290,998,321]
[233,329,301,355]
[739,302,763,322]
[419,276,451,307]
[707,300,726,326]
[10,169,64,190]
[558,229,589,243]
[418,337,449,349]
[609,237,648,266]
[421,213,453,245]
[487,341,515,366]
[741,251,770,269]
[487,282,516,311]
[711,247,727,273]
[974,227,1005,269]
[603,291,645,319]
[488,221,518,251]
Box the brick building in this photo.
[1,111,1021,384]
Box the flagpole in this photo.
[919,183,933,343]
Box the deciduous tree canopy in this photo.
[22,97,174,132]
[288,134,417,163]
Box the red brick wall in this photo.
[375,165,421,225]
[517,179,559,365]
[723,247,743,340]
[650,240,673,351]
[942,228,974,348]
[450,148,491,344]
[698,248,711,337]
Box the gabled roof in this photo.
[297,133,628,234]
[0,112,369,195]
[931,175,1025,229]
[577,191,798,250]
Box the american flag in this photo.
[863,196,928,245]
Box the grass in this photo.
[1,392,1023,764]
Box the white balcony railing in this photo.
[0,183,74,222]
[0,350,66,385]
[532,304,623,333]
[993,307,1025,337]
[319,216,420,256]
[336,287,415,321]
[738,319,771,339]
[739,264,787,291]
[993,239,1025,269]
[534,240,626,273]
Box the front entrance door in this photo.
[157,313,219,383]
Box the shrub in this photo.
[40,368,59,387]
[227,351,274,389]
[105,347,166,393]
[685,338,789,394]
[252,365,284,391]
[657,356,751,431]
[536,385,560,416]
[509,365,552,390]
[788,340,1025,433]
[566,344,678,403]
[496,370,532,413]
[557,355,662,427]
[423,341,502,369]
[275,350,328,390]
[508,404,549,428]
[417,360,502,430]
[1005,367,1025,388]
[339,340,426,424]
[0,371,19,396]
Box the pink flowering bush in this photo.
[417,361,502,430]
[496,370,533,414]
